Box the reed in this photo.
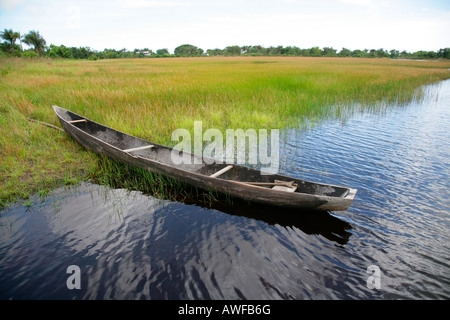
[1,56,449,205]
[90,155,223,207]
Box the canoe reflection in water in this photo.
[182,192,353,246]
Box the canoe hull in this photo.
[53,106,357,211]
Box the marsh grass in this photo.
[90,155,224,208]
[1,56,449,205]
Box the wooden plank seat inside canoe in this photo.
[67,119,87,124]
[123,145,155,153]
[236,180,298,192]
[272,180,298,192]
[208,164,298,193]
[236,180,296,187]
[210,165,234,178]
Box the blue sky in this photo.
[1,0,449,53]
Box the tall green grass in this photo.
[90,155,226,208]
[1,56,449,206]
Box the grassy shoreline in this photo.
[1,56,450,207]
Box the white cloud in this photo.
[120,0,191,9]
[0,0,25,10]
[340,0,372,6]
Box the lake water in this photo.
[1,80,449,300]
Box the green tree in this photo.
[240,46,252,54]
[352,49,368,57]
[338,48,351,57]
[249,45,264,54]
[47,44,72,58]
[437,48,450,59]
[389,49,400,58]
[156,48,169,55]
[369,48,389,58]
[413,50,437,59]
[102,49,119,59]
[78,47,93,59]
[174,44,203,56]
[399,50,411,59]
[206,48,223,56]
[0,28,21,54]
[23,50,37,58]
[281,46,301,56]
[22,30,46,56]
[322,47,337,56]
[224,45,241,56]
[309,46,321,57]
[117,48,133,58]
[266,46,283,55]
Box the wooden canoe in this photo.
[53,105,357,211]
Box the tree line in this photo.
[1,28,449,60]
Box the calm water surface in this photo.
[1,80,449,300]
